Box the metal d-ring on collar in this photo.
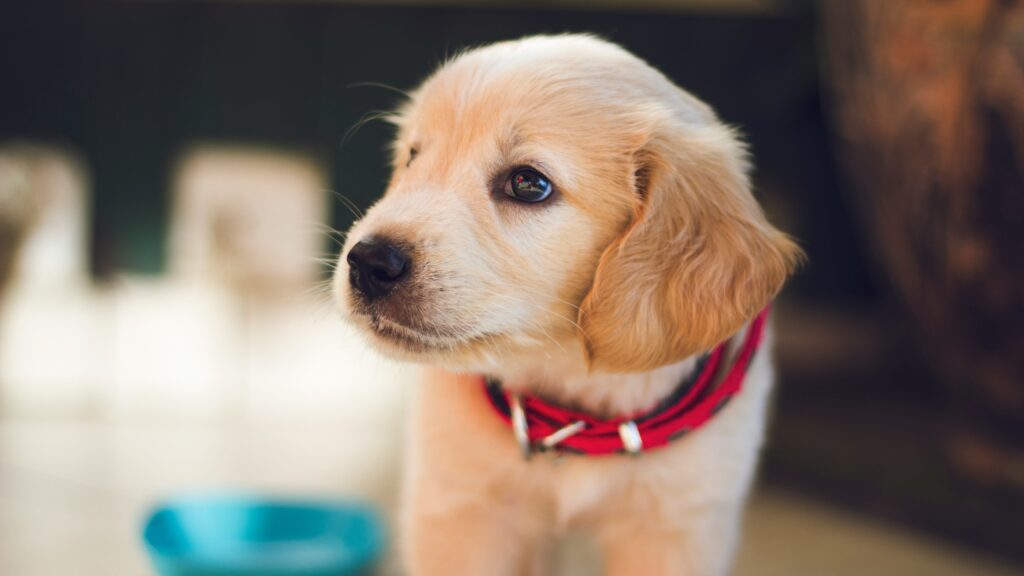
[509,394,532,459]
[509,393,588,459]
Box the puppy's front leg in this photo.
[597,506,741,576]
[403,499,536,576]
[402,369,547,576]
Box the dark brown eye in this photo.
[505,168,552,203]
[406,147,418,167]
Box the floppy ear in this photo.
[577,119,803,373]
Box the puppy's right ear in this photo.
[577,117,802,373]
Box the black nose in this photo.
[346,238,411,300]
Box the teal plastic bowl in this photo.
[142,495,384,576]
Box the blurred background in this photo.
[1,0,1022,574]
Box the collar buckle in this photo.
[511,394,589,460]
[539,420,587,452]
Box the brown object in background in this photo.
[0,144,90,300]
[824,0,1024,488]
[0,152,41,294]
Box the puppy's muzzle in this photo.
[346,237,410,301]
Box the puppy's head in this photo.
[335,35,802,373]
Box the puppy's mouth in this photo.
[363,312,476,352]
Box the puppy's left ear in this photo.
[578,117,803,373]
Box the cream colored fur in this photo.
[334,34,802,575]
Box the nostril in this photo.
[372,248,409,283]
[346,238,411,299]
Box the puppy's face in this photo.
[335,35,801,374]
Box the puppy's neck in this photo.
[489,349,700,420]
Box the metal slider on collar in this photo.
[618,420,644,456]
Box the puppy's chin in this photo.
[348,310,498,366]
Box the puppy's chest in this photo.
[547,459,621,525]
[509,453,679,529]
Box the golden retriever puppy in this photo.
[335,34,802,576]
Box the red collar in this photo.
[483,307,770,458]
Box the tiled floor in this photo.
[0,419,1018,576]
